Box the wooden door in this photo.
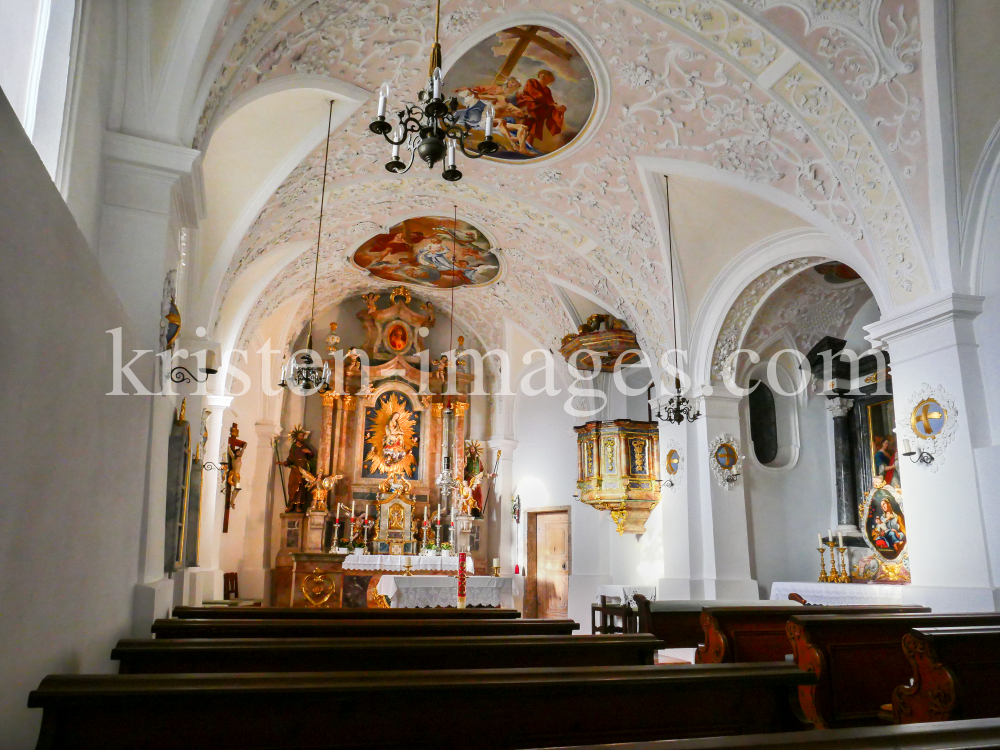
[535,511,569,619]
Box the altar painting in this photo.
[362,391,421,480]
[351,217,501,290]
[863,486,907,561]
[867,399,900,488]
[442,26,596,160]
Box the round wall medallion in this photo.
[714,443,738,469]
[910,398,947,439]
[665,449,680,475]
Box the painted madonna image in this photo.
[855,481,911,584]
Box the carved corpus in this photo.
[574,419,660,534]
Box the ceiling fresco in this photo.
[199,0,932,367]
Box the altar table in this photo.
[378,575,514,609]
[342,554,473,573]
[769,581,903,606]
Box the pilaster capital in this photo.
[103,131,205,226]
[487,437,519,456]
[825,397,853,418]
[205,394,233,413]
[866,293,984,347]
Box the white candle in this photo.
[493,558,500,567]
[377,82,389,117]
[391,126,401,159]
[485,105,494,137]
[838,532,843,548]
[432,68,442,99]
[902,438,913,455]
[817,533,823,548]
[351,500,355,518]
[827,528,833,541]
[424,506,428,521]
[336,502,341,519]
[437,503,441,523]
[446,140,456,168]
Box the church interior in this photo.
[6,0,1000,747]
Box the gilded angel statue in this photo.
[298,468,342,513]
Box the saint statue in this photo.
[325,322,340,356]
[464,441,485,515]
[223,424,247,533]
[283,426,316,512]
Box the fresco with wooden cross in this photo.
[442,25,597,160]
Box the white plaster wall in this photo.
[0,87,148,747]
[743,394,837,598]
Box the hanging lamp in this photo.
[368,0,499,181]
[280,101,335,394]
[655,176,701,425]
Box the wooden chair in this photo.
[222,572,238,600]
[595,595,635,634]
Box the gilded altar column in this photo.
[453,400,469,480]
[337,396,357,478]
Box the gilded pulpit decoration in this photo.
[575,420,661,534]
[559,314,641,372]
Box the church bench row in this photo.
[171,605,521,620]
[695,605,930,663]
[892,625,1000,724]
[544,717,1000,749]
[113,634,665,674]
[150,617,578,639]
[787,612,1000,729]
[28,663,815,750]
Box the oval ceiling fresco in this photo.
[442,25,597,161]
[351,216,502,289]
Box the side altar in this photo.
[273,288,493,608]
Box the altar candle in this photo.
[817,532,823,548]
[423,506,428,522]
[437,503,441,523]
[838,532,843,548]
[493,558,500,567]
[827,528,833,542]
[336,502,341,519]
[351,500,355,518]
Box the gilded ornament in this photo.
[300,568,336,607]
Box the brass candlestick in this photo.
[491,564,501,578]
[825,540,839,582]
[817,547,828,582]
[837,547,851,583]
[403,558,414,577]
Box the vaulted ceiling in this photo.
[188,0,933,368]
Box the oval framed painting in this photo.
[442,25,597,162]
[351,216,502,290]
[714,443,738,470]
[665,449,680,475]
[384,321,411,353]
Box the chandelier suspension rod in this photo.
[664,176,680,384]
[429,0,442,77]
[308,100,336,350]
[449,204,457,354]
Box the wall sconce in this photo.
[901,438,934,466]
[170,349,218,384]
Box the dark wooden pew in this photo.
[114,634,665,674]
[893,626,1000,724]
[151,617,579,639]
[546,717,1000,748]
[696,605,930,664]
[172,605,521,620]
[29,663,816,750]
[632,595,775,648]
[787,612,1000,729]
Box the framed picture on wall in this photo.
[853,392,900,511]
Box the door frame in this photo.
[525,506,572,619]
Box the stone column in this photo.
[825,397,861,538]
[318,392,339,476]
[867,294,995,611]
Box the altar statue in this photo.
[283,426,316,512]
[298,468,342,513]
[464,442,485,514]
[223,424,247,533]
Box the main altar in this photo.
[273,288,494,608]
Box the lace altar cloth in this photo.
[341,554,473,573]
[769,581,903,606]
[377,575,514,608]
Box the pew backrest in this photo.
[893,625,1000,724]
[787,612,1000,729]
[697,605,930,664]
[171,606,521,620]
[151,617,580,639]
[114,634,666,674]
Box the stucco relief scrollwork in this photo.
[901,383,959,474]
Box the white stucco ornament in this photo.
[663,440,683,491]
[709,433,743,490]
[902,383,959,473]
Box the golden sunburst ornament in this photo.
[365,394,418,476]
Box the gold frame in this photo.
[910,397,948,439]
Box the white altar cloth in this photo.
[770,581,903,606]
[378,575,514,608]
[342,554,473,573]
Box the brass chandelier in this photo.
[368,0,499,180]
